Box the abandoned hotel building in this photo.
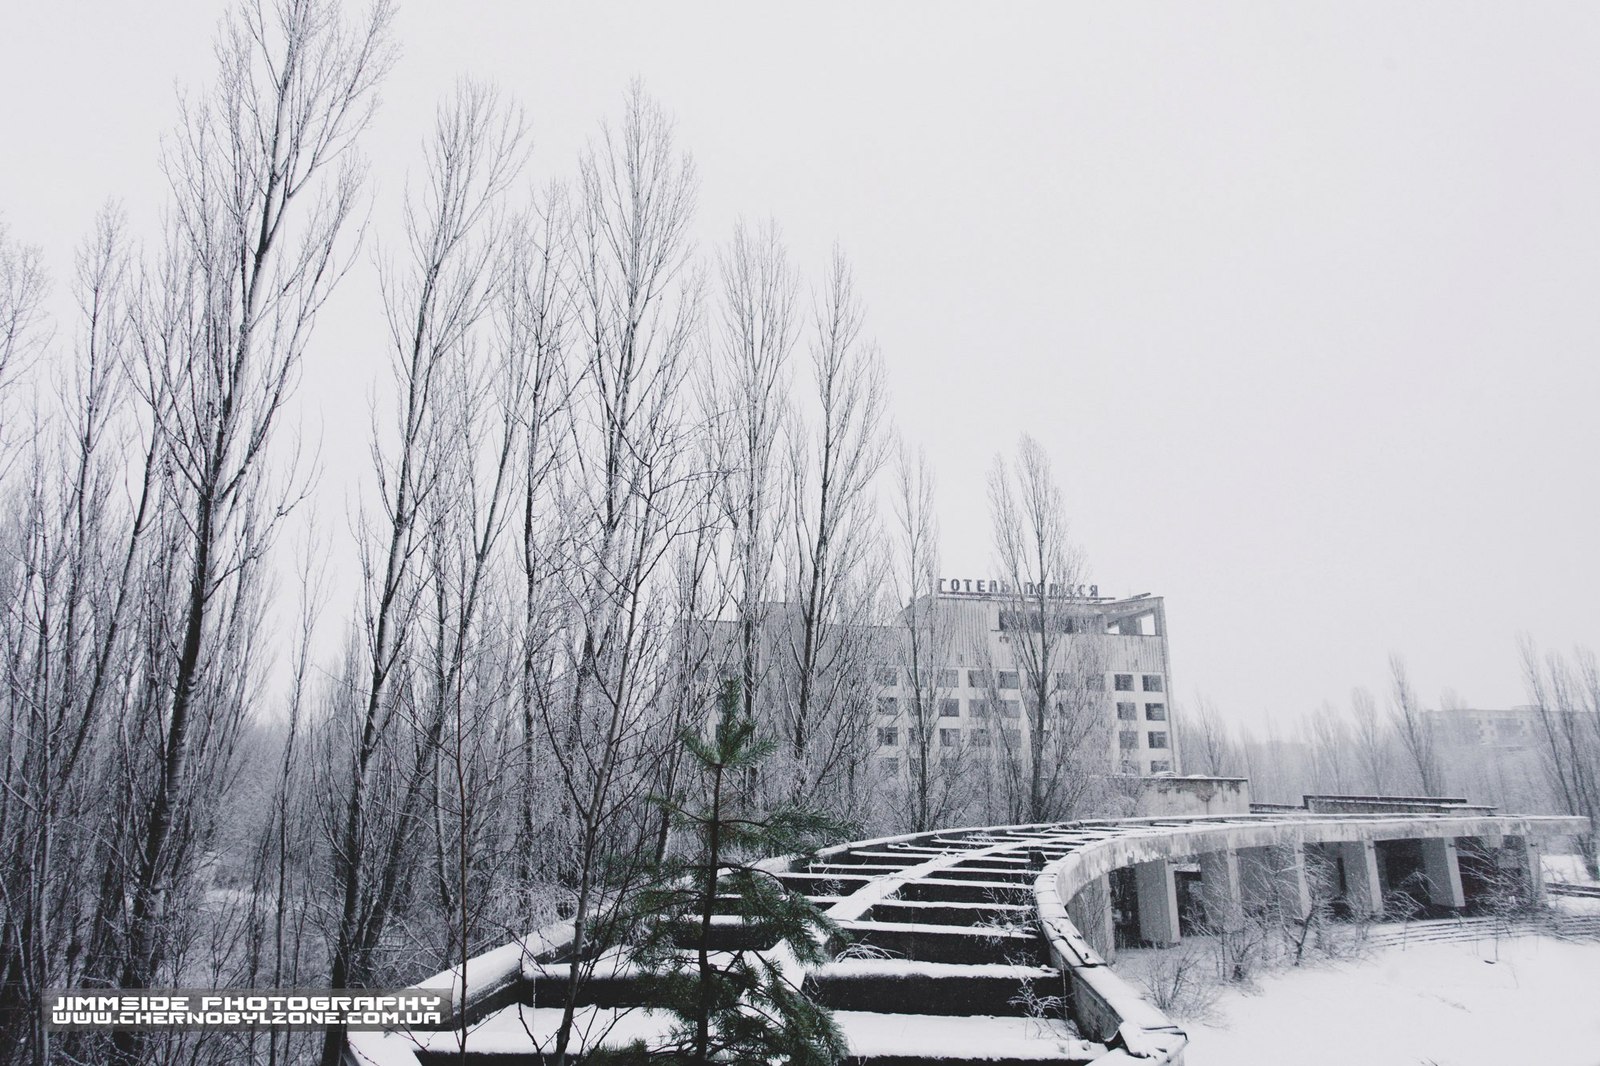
[869,581,1178,779]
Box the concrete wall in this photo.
[1137,777,1252,818]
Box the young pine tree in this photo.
[608,680,848,1065]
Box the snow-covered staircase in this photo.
[778,833,1107,1065]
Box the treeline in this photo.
[0,3,1126,1065]
[1176,645,1600,868]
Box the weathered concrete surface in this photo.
[1420,836,1467,909]
[1033,811,1583,1066]
[1197,849,1243,932]
[1134,859,1181,945]
[1136,776,1252,818]
[1326,839,1384,919]
[1046,813,1583,906]
[1503,834,1545,904]
[1067,875,1116,960]
[1238,843,1310,920]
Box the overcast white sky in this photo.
[4,2,1598,731]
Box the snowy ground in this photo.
[1545,852,1599,886]
[1116,930,1600,1066]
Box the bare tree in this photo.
[411,99,539,1055]
[645,482,725,866]
[1388,653,1442,795]
[703,220,796,727]
[536,84,705,1065]
[774,248,888,818]
[0,209,146,1065]
[1350,685,1391,794]
[888,445,966,832]
[985,433,1104,823]
[0,220,49,451]
[1520,637,1600,877]
[319,78,515,1066]
[103,13,395,1056]
[1306,701,1352,795]
[1237,720,1298,806]
[1177,692,1238,777]
[241,530,327,1066]
[508,187,575,892]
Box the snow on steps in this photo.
[896,877,1037,904]
[391,1004,1108,1065]
[1362,913,1600,949]
[805,958,1061,1016]
[865,898,1035,927]
[837,918,1048,966]
[831,1010,1106,1064]
[349,818,1197,1065]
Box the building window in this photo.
[1145,702,1166,721]
[997,670,1019,689]
[939,699,960,718]
[971,728,990,747]
[879,757,900,775]
[1119,730,1138,750]
[998,699,1021,718]
[878,696,897,715]
[878,666,898,686]
[876,727,898,747]
[969,699,990,718]
[1148,731,1168,749]
[1116,702,1137,721]
[1114,673,1134,691]
[1150,759,1171,773]
[1085,674,1105,692]
[937,668,959,688]
[940,727,961,748]
[1142,674,1164,692]
[967,669,992,688]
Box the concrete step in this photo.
[823,849,937,866]
[838,919,1048,966]
[834,1010,1105,1064]
[898,877,1035,904]
[808,862,911,876]
[525,966,645,1010]
[865,899,1034,928]
[805,958,1061,1016]
[410,1005,1106,1065]
[776,871,876,898]
[934,866,1038,884]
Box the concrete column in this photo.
[1134,859,1181,946]
[1197,848,1244,932]
[1331,839,1384,919]
[1524,837,1545,906]
[1238,846,1273,913]
[1502,835,1545,907]
[1240,844,1311,920]
[1067,874,1116,961]
[1420,836,1466,909]
[1276,843,1312,920]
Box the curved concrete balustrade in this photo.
[1029,811,1584,1065]
[347,811,1586,1066]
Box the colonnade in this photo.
[1077,832,1546,954]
